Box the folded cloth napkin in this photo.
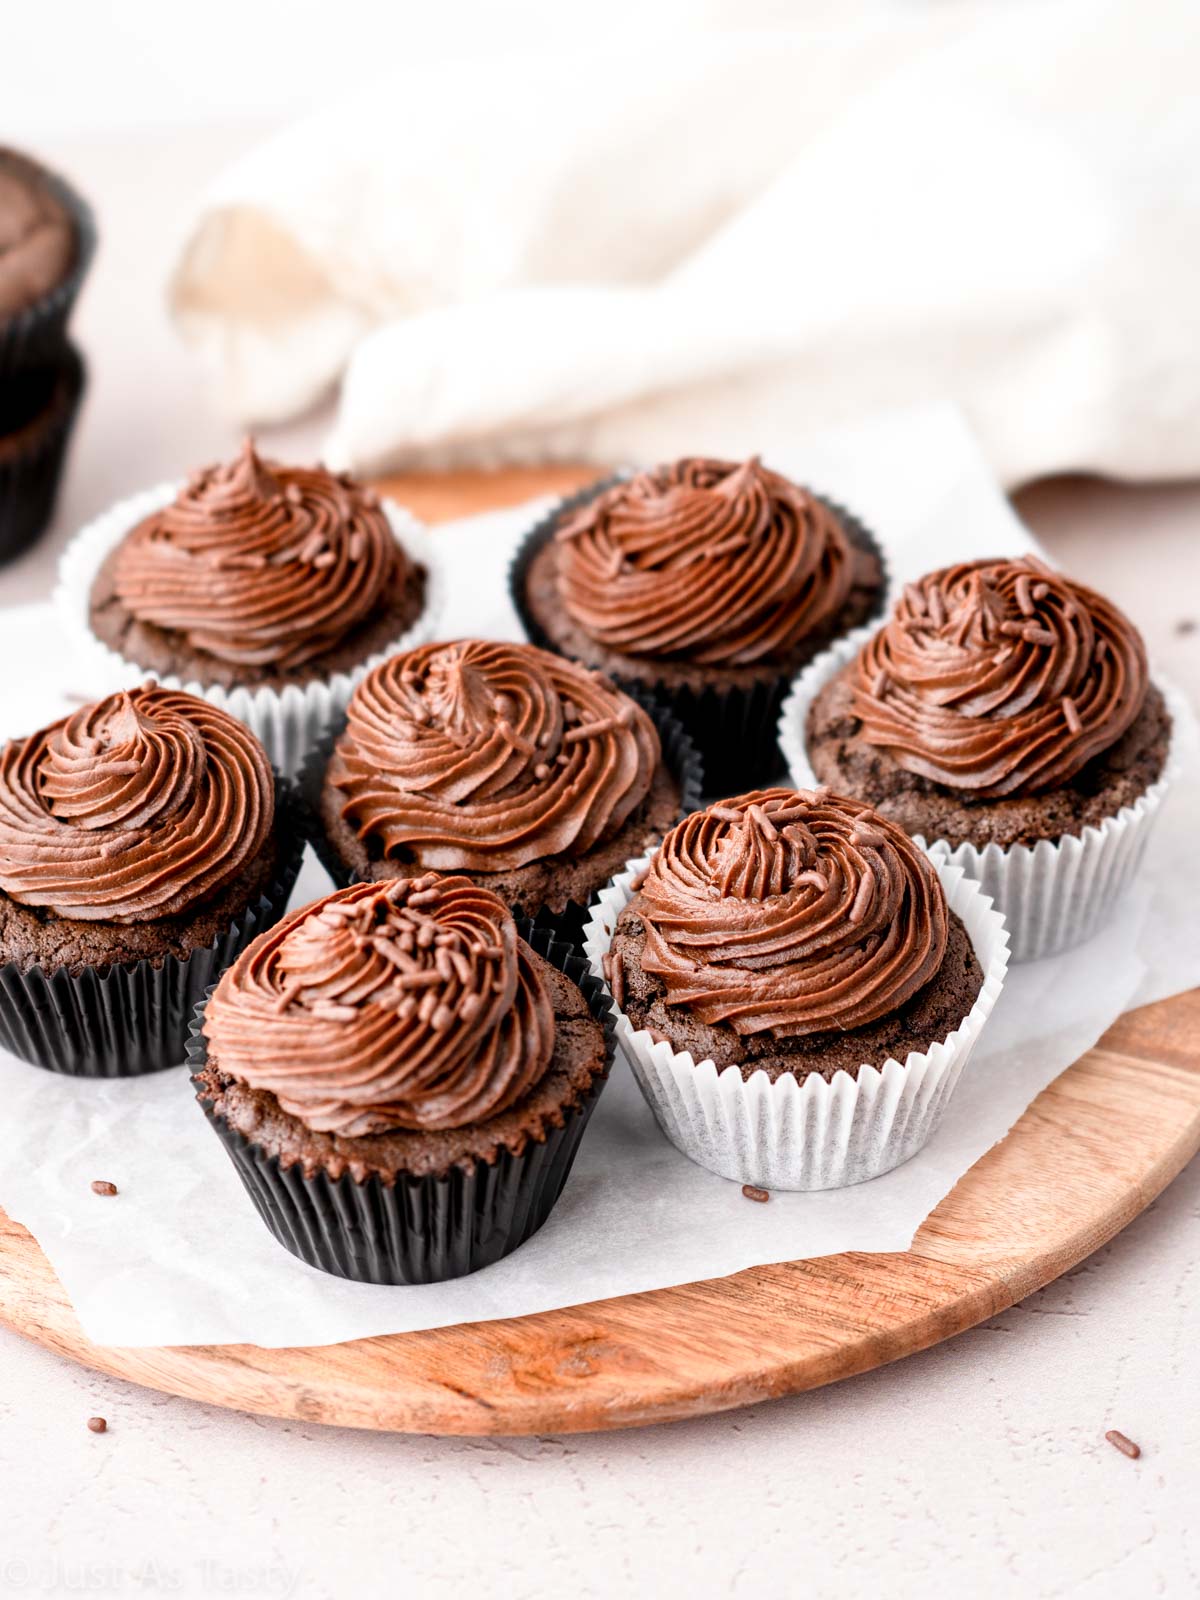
[168,0,1200,488]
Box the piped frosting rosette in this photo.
[0,686,305,1077]
[54,442,443,776]
[584,790,1008,1191]
[327,639,663,872]
[203,875,555,1137]
[509,459,885,789]
[554,456,855,666]
[779,557,1180,960]
[0,685,273,921]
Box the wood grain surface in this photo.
[0,466,1196,1437]
[2,985,1196,1436]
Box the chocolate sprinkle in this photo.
[1105,1429,1141,1460]
[90,1180,118,1197]
[87,1417,107,1434]
[741,1184,770,1203]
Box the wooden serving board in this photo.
[3,986,1198,1435]
[1,467,1197,1435]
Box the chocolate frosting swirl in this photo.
[553,457,854,665]
[852,557,1149,798]
[330,640,661,871]
[203,875,555,1135]
[633,788,948,1037]
[112,440,403,669]
[0,686,274,922]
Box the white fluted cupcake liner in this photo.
[53,481,446,777]
[778,629,1182,962]
[583,855,1009,1191]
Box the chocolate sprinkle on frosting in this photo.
[852,557,1149,798]
[203,876,555,1136]
[634,788,948,1037]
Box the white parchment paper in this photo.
[1,404,1196,1348]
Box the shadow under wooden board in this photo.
[1,466,1196,1435]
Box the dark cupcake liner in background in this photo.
[0,778,307,1078]
[0,345,85,566]
[297,689,704,948]
[507,472,889,797]
[188,924,616,1285]
[0,149,97,381]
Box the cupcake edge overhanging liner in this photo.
[0,776,309,1078]
[583,853,1009,1192]
[777,626,1183,962]
[52,482,448,778]
[187,925,617,1286]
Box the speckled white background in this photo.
[3,65,1200,1600]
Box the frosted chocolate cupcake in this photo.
[585,789,1007,1190]
[511,456,885,786]
[305,639,702,944]
[57,440,437,774]
[783,557,1175,958]
[0,686,304,1076]
[191,875,615,1283]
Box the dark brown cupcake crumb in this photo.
[86,1416,107,1433]
[1105,1429,1141,1459]
[742,1184,770,1203]
[90,1180,118,1197]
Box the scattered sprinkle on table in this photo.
[1105,1429,1141,1459]
[742,1184,770,1204]
[87,1417,107,1434]
[90,1180,118,1197]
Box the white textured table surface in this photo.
[1,130,1199,1600]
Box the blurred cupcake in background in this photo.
[0,146,94,564]
[55,439,442,774]
[780,556,1178,959]
[510,455,886,790]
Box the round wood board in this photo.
[1,467,1197,1436]
[3,985,1198,1435]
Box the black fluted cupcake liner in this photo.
[0,149,96,381]
[507,472,889,797]
[297,689,704,948]
[0,345,85,566]
[188,924,616,1285]
[0,777,307,1078]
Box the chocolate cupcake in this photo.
[303,639,703,945]
[510,457,885,789]
[780,557,1176,959]
[0,146,95,378]
[0,686,305,1076]
[0,345,85,565]
[56,440,440,775]
[190,875,615,1284]
[584,789,1008,1190]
